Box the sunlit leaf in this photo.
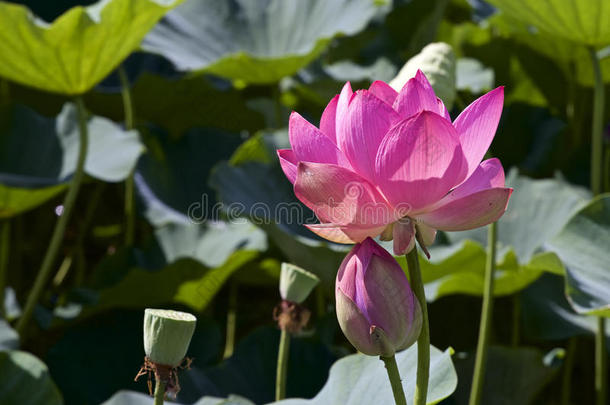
[142,0,388,84]
[548,194,610,316]
[57,103,144,182]
[487,0,610,47]
[0,350,63,405]
[82,250,258,317]
[489,13,610,87]
[274,344,456,405]
[393,240,565,301]
[0,0,180,94]
[0,183,66,218]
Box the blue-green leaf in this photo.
[142,0,388,84]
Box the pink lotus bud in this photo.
[335,238,422,357]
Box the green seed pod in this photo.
[143,309,197,367]
[389,42,456,110]
[279,263,320,304]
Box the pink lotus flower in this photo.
[277,71,512,255]
[336,237,422,356]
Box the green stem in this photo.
[275,328,291,400]
[153,378,166,405]
[589,46,605,196]
[118,65,136,246]
[468,221,498,405]
[272,85,282,129]
[15,96,89,338]
[596,318,607,405]
[511,294,520,347]
[589,46,607,405]
[381,355,407,405]
[406,246,430,405]
[223,281,237,359]
[562,337,577,405]
[0,221,9,318]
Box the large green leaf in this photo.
[0,183,66,218]
[142,0,388,84]
[521,274,610,341]
[0,102,143,217]
[202,327,336,404]
[274,344,456,405]
[448,170,590,263]
[391,172,585,300]
[452,346,562,405]
[0,0,180,94]
[548,194,610,316]
[135,126,243,223]
[86,73,265,137]
[58,103,144,182]
[486,0,610,47]
[489,13,610,87]
[394,240,565,301]
[0,350,64,405]
[81,250,258,317]
[209,130,348,286]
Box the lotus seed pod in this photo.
[279,263,320,304]
[389,42,456,110]
[143,309,196,367]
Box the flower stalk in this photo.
[381,355,407,405]
[275,328,290,400]
[589,46,607,405]
[405,245,429,405]
[153,378,166,405]
[468,221,498,405]
[118,65,136,246]
[15,96,89,338]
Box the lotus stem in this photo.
[589,46,607,405]
[0,220,9,318]
[381,355,407,405]
[405,245,430,405]
[562,337,577,405]
[588,47,604,196]
[118,65,136,246]
[15,96,89,338]
[596,318,607,405]
[153,378,166,405]
[469,221,498,405]
[511,294,520,347]
[223,281,238,359]
[275,328,290,400]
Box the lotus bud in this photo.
[144,309,196,367]
[336,238,422,357]
[389,42,456,110]
[279,262,320,304]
